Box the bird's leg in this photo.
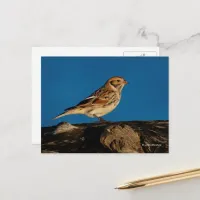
[94,115,107,123]
[98,117,106,122]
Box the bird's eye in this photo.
[117,80,120,82]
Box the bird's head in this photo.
[105,76,128,92]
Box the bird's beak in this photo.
[124,80,128,85]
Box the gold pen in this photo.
[116,168,200,190]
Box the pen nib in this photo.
[115,184,145,190]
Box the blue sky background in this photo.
[41,57,168,127]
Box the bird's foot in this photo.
[98,117,111,123]
[93,115,110,123]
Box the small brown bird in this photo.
[53,76,128,121]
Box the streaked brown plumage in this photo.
[53,76,128,121]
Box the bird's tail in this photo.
[53,106,77,120]
[53,112,69,120]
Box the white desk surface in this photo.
[0,0,200,199]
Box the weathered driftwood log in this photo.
[41,121,168,153]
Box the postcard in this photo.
[39,55,168,153]
[32,47,159,148]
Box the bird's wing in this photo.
[76,96,109,107]
[84,87,103,100]
[92,98,109,105]
[76,98,94,107]
[76,88,111,107]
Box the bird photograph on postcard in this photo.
[41,57,169,153]
[53,76,128,122]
